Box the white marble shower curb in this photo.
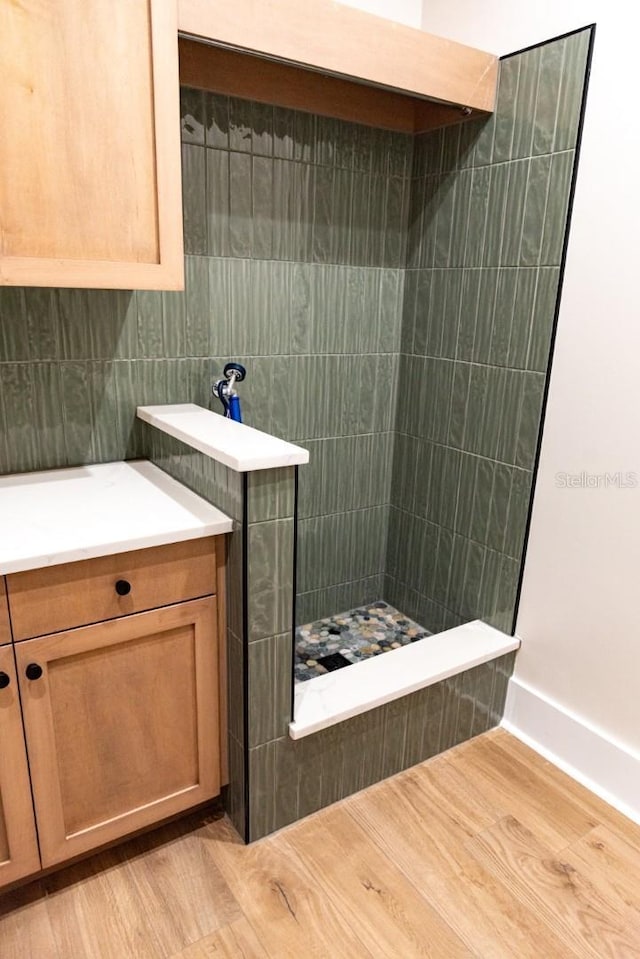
[289,619,520,739]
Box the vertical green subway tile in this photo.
[469,456,495,547]
[229,151,253,257]
[461,539,485,623]
[248,517,294,642]
[541,150,574,266]
[273,106,295,159]
[425,269,445,357]
[208,257,233,356]
[554,30,590,152]
[448,361,471,450]
[442,270,463,359]
[23,289,60,361]
[484,460,510,553]
[482,162,510,267]
[384,176,406,268]
[477,545,502,624]
[136,290,164,359]
[511,45,541,159]
[456,269,480,361]
[504,466,532,560]
[184,255,210,357]
[248,633,292,747]
[58,289,89,360]
[492,56,520,163]
[59,361,93,466]
[463,364,489,456]
[162,288,186,358]
[507,268,537,370]
[527,267,559,371]
[87,361,121,463]
[433,175,457,268]
[489,268,518,366]
[206,149,230,257]
[449,167,473,267]
[251,101,274,156]
[293,110,316,163]
[0,288,26,361]
[500,158,529,266]
[248,467,295,523]
[532,39,564,156]
[228,97,253,152]
[249,741,276,841]
[333,168,355,265]
[465,165,491,267]
[180,87,205,144]
[252,155,274,260]
[311,165,334,264]
[472,269,498,364]
[452,451,476,539]
[205,93,229,149]
[519,153,552,267]
[31,362,67,469]
[515,372,545,470]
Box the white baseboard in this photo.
[502,676,640,826]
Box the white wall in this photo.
[339,0,422,29]
[421,0,640,816]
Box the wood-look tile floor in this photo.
[2,728,640,958]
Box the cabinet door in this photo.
[0,578,11,646]
[0,646,41,888]
[0,0,183,291]
[16,597,219,867]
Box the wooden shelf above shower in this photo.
[178,0,498,134]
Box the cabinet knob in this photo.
[0,671,10,689]
[115,579,131,596]
[25,663,43,681]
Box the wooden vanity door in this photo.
[0,645,42,888]
[15,597,219,868]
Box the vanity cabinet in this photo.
[0,535,224,883]
[0,0,183,291]
[0,580,10,647]
[0,646,42,887]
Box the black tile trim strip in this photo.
[241,472,251,842]
[500,22,596,61]
[290,466,299,722]
[511,25,596,635]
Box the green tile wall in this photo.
[387,28,591,635]
[249,651,515,840]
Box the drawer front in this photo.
[7,537,218,641]
[0,579,11,646]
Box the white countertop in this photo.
[137,404,309,472]
[290,619,520,739]
[0,460,233,575]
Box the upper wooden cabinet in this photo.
[0,0,184,290]
[178,0,498,133]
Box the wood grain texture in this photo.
[179,39,476,133]
[0,579,11,646]
[0,646,41,889]
[7,537,217,641]
[15,597,220,867]
[0,0,183,290]
[178,0,498,112]
[216,538,229,786]
[1,731,639,959]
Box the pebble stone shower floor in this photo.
[294,601,431,683]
